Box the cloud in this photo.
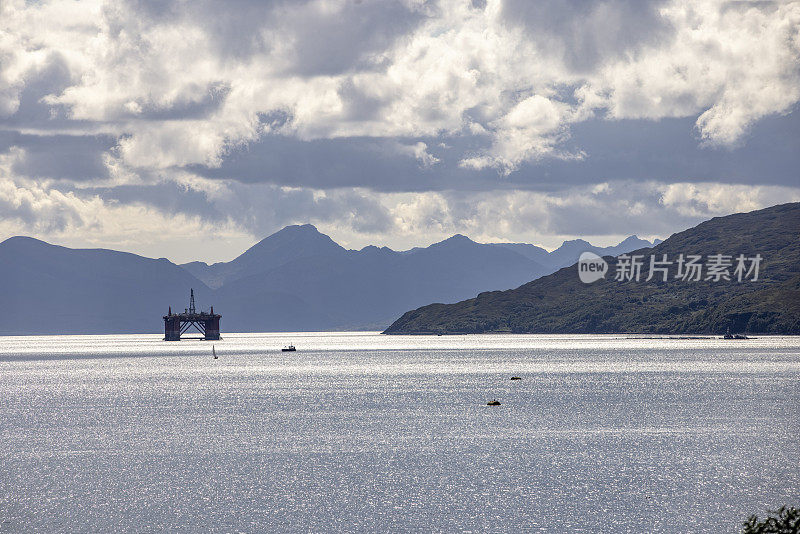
[0,148,251,261]
[3,134,799,259]
[501,0,673,73]
[4,133,114,182]
[658,182,800,218]
[0,179,252,263]
[0,0,799,259]
[394,141,440,167]
[312,181,800,250]
[460,95,584,173]
[585,1,800,147]
[4,0,797,174]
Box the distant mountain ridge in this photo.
[0,226,659,334]
[182,227,658,331]
[384,203,800,335]
[183,226,659,290]
[493,234,657,271]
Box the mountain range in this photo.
[384,202,800,335]
[0,226,657,334]
[0,236,204,335]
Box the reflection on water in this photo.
[1,333,798,532]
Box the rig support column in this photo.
[204,314,220,340]
[164,313,181,341]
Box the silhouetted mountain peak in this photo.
[182,260,209,268]
[553,238,591,252]
[359,244,396,254]
[278,223,320,234]
[433,234,477,248]
[0,235,53,250]
[258,223,326,243]
[617,235,648,246]
[181,224,348,289]
[244,224,343,256]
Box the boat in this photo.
[510,376,522,381]
[487,399,501,406]
[212,345,218,359]
[282,345,296,352]
[722,328,749,340]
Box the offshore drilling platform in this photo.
[163,289,221,341]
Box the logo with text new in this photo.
[578,252,608,283]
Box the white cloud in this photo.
[0,149,251,262]
[4,0,796,173]
[208,179,800,252]
[3,139,799,259]
[394,141,440,167]
[585,1,800,147]
[1,0,798,257]
[658,182,800,218]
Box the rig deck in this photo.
[164,289,221,341]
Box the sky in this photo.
[1,0,799,263]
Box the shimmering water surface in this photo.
[1,333,798,533]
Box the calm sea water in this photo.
[0,333,798,533]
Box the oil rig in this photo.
[163,289,221,341]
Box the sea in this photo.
[0,333,798,533]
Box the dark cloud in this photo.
[501,0,673,73]
[128,82,230,121]
[544,185,691,236]
[1,132,115,182]
[185,109,800,193]
[125,0,278,58]
[82,181,223,220]
[275,0,425,76]
[337,80,388,122]
[0,52,74,128]
[187,135,499,192]
[531,111,800,189]
[77,178,394,238]
[127,0,424,74]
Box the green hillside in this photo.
[384,203,800,335]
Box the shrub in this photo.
[743,506,800,534]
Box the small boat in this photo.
[722,328,749,340]
[487,399,501,406]
[282,345,296,352]
[212,345,218,359]
[510,376,522,381]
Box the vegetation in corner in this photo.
[743,506,800,534]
